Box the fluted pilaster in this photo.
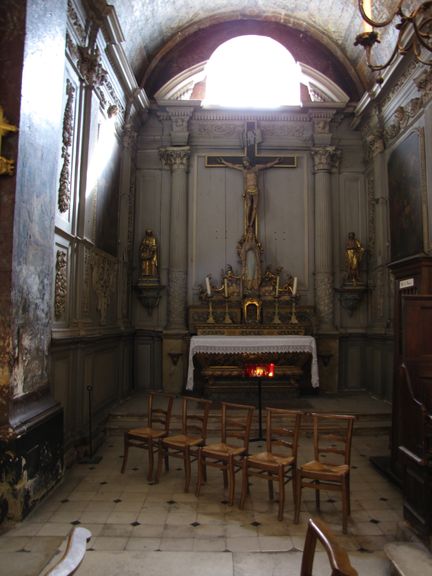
[311,146,340,330]
[160,146,190,330]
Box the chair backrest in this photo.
[147,392,174,432]
[265,408,302,458]
[300,517,358,576]
[311,413,355,466]
[221,401,255,449]
[180,396,212,438]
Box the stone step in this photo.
[384,542,432,576]
[105,410,391,437]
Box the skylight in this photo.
[203,35,301,108]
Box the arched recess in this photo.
[142,17,362,102]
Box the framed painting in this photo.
[388,129,427,262]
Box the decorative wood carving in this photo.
[91,250,117,323]
[58,79,75,213]
[54,250,68,320]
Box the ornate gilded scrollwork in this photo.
[0,106,18,176]
[54,250,68,320]
[58,80,75,213]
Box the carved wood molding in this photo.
[58,79,75,214]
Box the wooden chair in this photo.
[155,395,212,491]
[300,517,358,576]
[196,401,255,505]
[294,413,355,534]
[120,391,174,481]
[240,408,302,520]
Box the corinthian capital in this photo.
[311,146,341,173]
[160,147,190,172]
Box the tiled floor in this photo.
[0,396,408,576]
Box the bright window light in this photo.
[203,35,301,108]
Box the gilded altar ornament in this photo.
[335,232,368,315]
[344,232,365,286]
[139,229,159,280]
[135,229,164,314]
[0,106,18,176]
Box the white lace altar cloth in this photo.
[186,335,319,391]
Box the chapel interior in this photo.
[1,1,432,574]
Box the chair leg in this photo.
[239,459,248,510]
[294,470,301,524]
[267,472,274,501]
[277,467,285,521]
[155,442,165,483]
[147,439,154,481]
[346,473,351,516]
[195,449,203,497]
[291,465,298,510]
[183,445,191,493]
[228,455,235,506]
[120,433,129,474]
[342,477,349,534]
[315,480,321,511]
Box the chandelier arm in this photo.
[358,0,403,28]
[412,17,432,52]
[365,38,402,72]
[412,37,432,65]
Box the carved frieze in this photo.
[54,250,68,320]
[191,122,243,138]
[58,79,75,214]
[67,0,86,44]
[91,250,117,324]
[384,68,432,143]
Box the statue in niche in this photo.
[139,229,159,280]
[218,156,280,232]
[344,232,365,285]
[238,225,262,292]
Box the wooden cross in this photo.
[205,121,296,233]
[205,121,296,169]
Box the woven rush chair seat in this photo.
[156,396,212,492]
[121,392,174,481]
[240,408,302,521]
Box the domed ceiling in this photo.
[108,0,400,102]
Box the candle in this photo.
[292,277,298,296]
[205,276,211,296]
[362,0,373,33]
[275,275,280,297]
[224,278,228,298]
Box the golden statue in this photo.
[139,229,158,279]
[345,232,365,285]
[218,156,280,231]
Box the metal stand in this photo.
[79,384,102,464]
[223,297,232,323]
[250,378,265,442]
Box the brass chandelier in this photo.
[355,1,432,83]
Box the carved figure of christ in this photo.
[205,121,296,234]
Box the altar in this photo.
[186,335,319,400]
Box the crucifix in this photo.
[205,121,296,234]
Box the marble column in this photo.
[160,146,190,331]
[312,146,339,331]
